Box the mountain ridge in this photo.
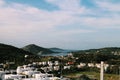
[22,44,54,55]
[74,47,120,55]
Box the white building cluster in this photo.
[0,63,62,80]
[77,62,109,71]
[31,61,72,72]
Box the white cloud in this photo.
[0,0,4,5]
[0,0,92,37]
[0,0,120,39]
[0,0,120,49]
[95,0,120,12]
[46,0,89,14]
[0,1,73,33]
[57,29,94,36]
[46,0,81,10]
[78,17,120,28]
[46,0,120,28]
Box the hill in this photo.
[22,44,54,55]
[0,43,33,63]
[73,47,120,64]
[74,47,120,55]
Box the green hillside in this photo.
[22,44,54,55]
[0,43,33,63]
[73,47,120,65]
[74,47,120,55]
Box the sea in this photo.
[41,52,69,56]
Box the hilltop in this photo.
[22,44,54,55]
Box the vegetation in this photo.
[22,44,54,55]
[73,47,120,65]
[0,43,33,68]
[0,43,120,77]
[74,47,120,55]
[64,71,119,80]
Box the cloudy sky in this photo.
[0,0,120,49]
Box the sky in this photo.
[0,0,120,50]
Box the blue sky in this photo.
[0,0,120,49]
